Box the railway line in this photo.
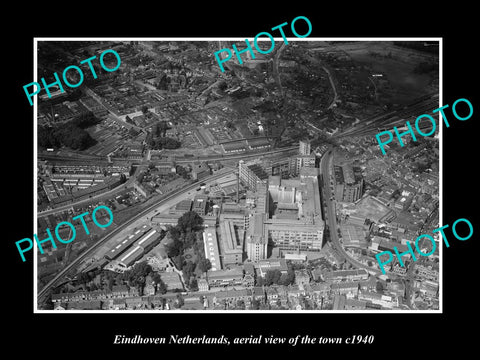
[334,93,439,139]
[36,168,233,304]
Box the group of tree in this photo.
[174,293,185,309]
[151,272,167,294]
[145,121,180,150]
[165,211,213,289]
[119,261,167,296]
[256,268,295,287]
[76,268,101,286]
[250,298,269,310]
[38,111,101,150]
[166,211,204,259]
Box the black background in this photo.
[5,3,478,356]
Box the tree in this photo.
[174,294,184,309]
[280,268,296,286]
[177,211,204,233]
[189,278,198,292]
[265,269,282,286]
[108,277,115,290]
[182,261,196,284]
[157,280,167,295]
[376,281,384,292]
[151,272,161,283]
[141,105,149,114]
[236,299,245,310]
[173,254,184,270]
[166,238,182,258]
[197,258,212,274]
[77,272,90,285]
[184,231,197,249]
[250,299,261,310]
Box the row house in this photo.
[212,286,267,308]
[51,285,131,304]
[330,281,360,298]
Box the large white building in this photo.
[203,227,221,271]
[245,170,325,261]
[246,213,268,262]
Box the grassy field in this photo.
[345,44,439,105]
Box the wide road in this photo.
[37,168,234,303]
[319,148,382,276]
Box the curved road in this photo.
[319,149,382,276]
[322,65,339,110]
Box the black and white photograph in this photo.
[5,5,478,355]
[33,39,441,313]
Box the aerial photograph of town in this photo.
[35,39,440,311]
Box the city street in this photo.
[319,148,382,275]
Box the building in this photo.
[191,161,210,181]
[221,140,248,154]
[299,140,311,156]
[133,181,150,198]
[291,155,316,176]
[150,213,182,227]
[156,161,177,175]
[118,245,144,268]
[192,195,208,216]
[340,224,368,248]
[344,298,367,310]
[294,269,311,289]
[330,281,359,297]
[266,175,324,252]
[266,157,292,178]
[171,199,192,215]
[246,213,268,261]
[324,269,369,283]
[266,220,323,252]
[203,227,221,271]
[198,278,209,292]
[358,291,398,309]
[245,181,269,215]
[135,229,161,253]
[254,258,288,277]
[247,137,271,151]
[239,160,269,192]
[334,165,364,203]
[49,175,123,207]
[207,268,244,288]
[219,220,244,265]
[213,289,250,307]
[105,225,151,261]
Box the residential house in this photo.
[198,278,209,292]
[330,281,359,297]
[266,287,279,306]
[294,270,311,290]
